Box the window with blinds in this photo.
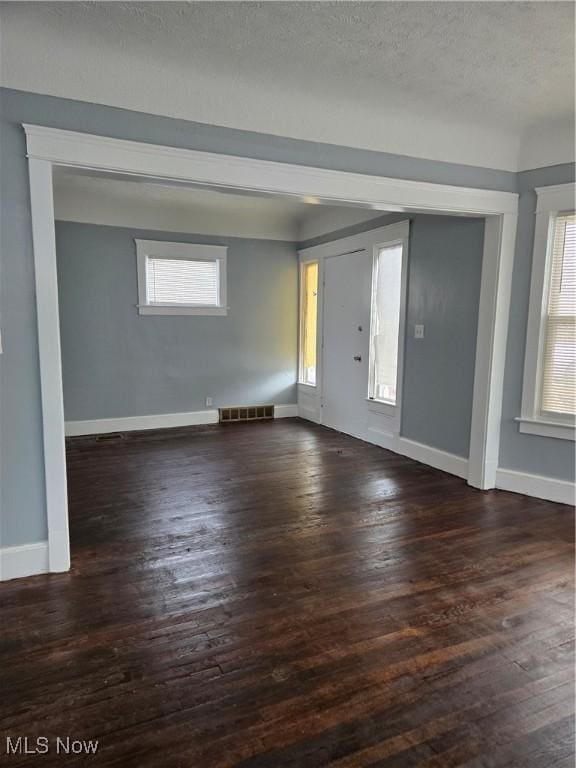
[135,240,227,316]
[540,212,576,418]
[146,257,219,306]
[299,261,319,386]
[369,243,403,404]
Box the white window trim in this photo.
[367,223,410,410]
[135,239,228,316]
[517,182,576,441]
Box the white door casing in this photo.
[319,221,410,450]
[300,222,411,451]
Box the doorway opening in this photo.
[24,124,517,573]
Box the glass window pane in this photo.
[540,213,576,416]
[146,257,219,306]
[300,262,318,386]
[370,244,403,404]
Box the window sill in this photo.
[515,416,575,442]
[298,382,317,390]
[137,304,228,316]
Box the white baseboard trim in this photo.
[275,404,299,418]
[65,405,299,436]
[366,427,399,453]
[396,437,469,479]
[496,468,575,506]
[297,404,321,423]
[65,410,219,436]
[0,541,49,581]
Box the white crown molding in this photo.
[23,125,518,216]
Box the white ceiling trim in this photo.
[25,125,518,215]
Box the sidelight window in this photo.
[369,243,404,405]
[299,261,319,386]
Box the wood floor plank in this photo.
[0,419,573,766]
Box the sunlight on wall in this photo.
[300,261,318,386]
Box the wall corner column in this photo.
[28,157,70,572]
[468,212,518,490]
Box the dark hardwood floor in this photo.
[1,418,574,767]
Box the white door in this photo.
[322,249,372,439]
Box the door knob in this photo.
[353,355,362,362]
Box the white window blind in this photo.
[145,257,219,307]
[370,244,403,404]
[540,212,576,417]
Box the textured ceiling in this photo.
[85,0,573,128]
[1,2,574,170]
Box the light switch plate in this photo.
[205,397,213,407]
[414,324,425,339]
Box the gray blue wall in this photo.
[55,222,297,420]
[302,213,484,459]
[401,216,483,458]
[0,85,573,550]
[58,216,481,457]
